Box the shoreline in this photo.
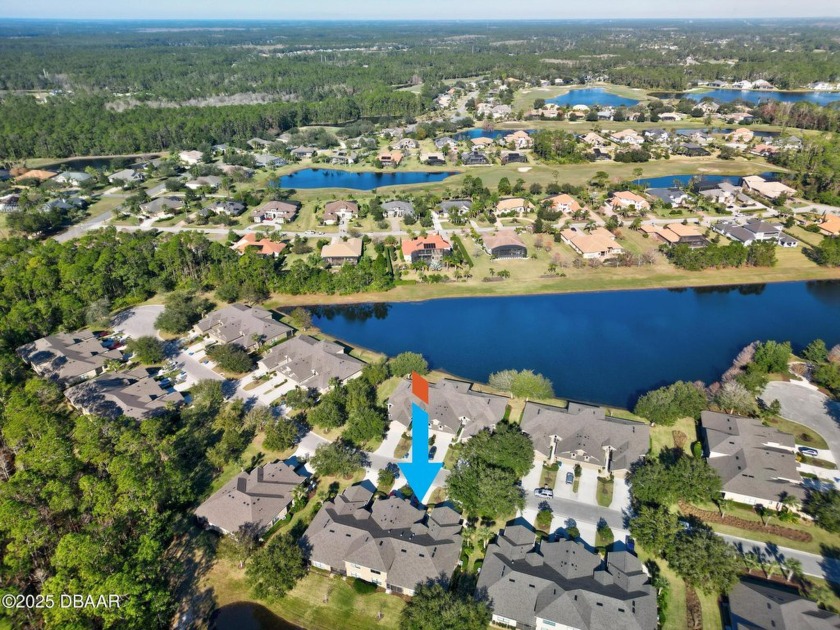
[269,267,840,309]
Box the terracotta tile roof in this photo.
[233,232,286,256]
[819,214,840,236]
[401,232,451,257]
[545,194,581,212]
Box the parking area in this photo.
[610,477,632,512]
[111,304,164,340]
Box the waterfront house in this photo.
[698,181,741,205]
[727,128,755,144]
[640,223,709,248]
[15,169,57,183]
[645,187,690,207]
[500,151,528,165]
[195,304,292,351]
[580,132,608,148]
[461,151,491,166]
[258,335,365,392]
[303,487,462,596]
[608,191,650,213]
[195,462,306,535]
[674,143,711,157]
[503,130,533,149]
[108,169,144,185]
[320,237,363,266]
[561,227,625,260]
[643,128,670,144]
[185,175,222,190]
[701,411,806,511]
[54,171,92,186]
[495,197,533,215]
[483,230,528,259]
[477,524,657,630]
[470,137,495,149]
[434,136,458,151]
[521,401,649,476]
[291,146,317,160]
[422,152,447,166]
[377,150,404,167]
[322,200,359,225]
[388,376,508,440]
[728,579,840,630]
[231,233,287,258]
[17,330,123,388]
[253,154,286,168]
[741,176,796,200]
[252,200,299,224]
[401,233,452,264]
[382,200,414,218]
[64,367,184,420]
[713,219,793,246]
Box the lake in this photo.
[547,88,640,108]
[310,281,840,409]
[685,89,840,105]
[634,171,777,189]
[279,168,457,190]
[211,602,302,630]
[454,128,534,140]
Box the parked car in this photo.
[428,446,437,460]
[534,487,554,499]
[799,446,819,457]
[565,472,574,485]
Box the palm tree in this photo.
[756,505,770,526]
[783,558,803,583]
[716,498,734,518]
[488,267,496,277]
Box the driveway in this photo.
[111,305,164,340]
[761,380,840,463]
[610,477,632,512]
[576,468,599,505]
[372,421,408,459]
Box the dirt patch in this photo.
[672,430,688,450]
[679,502,812,543]
[685,587,703,630]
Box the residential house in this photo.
[303,487,462,596]
[728,579,840,630]
[401,233,452,264]
[252,200,299,224]
[544,193,582,214]
[728,128,755,144]
[108,169,144,185]
[437,199,472,218]
[699,181,741,205]
[560,227,625,260]
[392,138,418,151]
[643,128,670,144]
[322,200,359,225]
[17,330,123,388]
[321,237,363,266]
[750,143,780,158]
[818,214,840,237]
[500,151,528,165]
[247,137,272,149]
[195,462,306,535]
[610,129,644,146]
[179,150,204,165]
[330,150,356,166]
[580,132,608,148]
[608,191,650,213]
[231,233,287,258]
[645,187,690,207]
[204,200,245,216]
[658,112,684,122]
[388,376,508,440]
[195,304,292,351]
[15,169,57,182]
[64,367,184,420]
[434,137,458,151]
[503,130,533,149]
[495,197,533,215]
[253,154,286,168]
[521,401,649,476]
[377,150,404,167]
[742,175,796,200]
[422,152,447,166]
[185,175,222,190]
[713,219,796,247]
[382,200,414,218]
[54,171,92,186]
[461,151,491,166]
[483,230,528,259]
[291,146,317,160]
[701,411,806,510]
[0,194,20,212]
[477,524,658,630]
[470,137,495,149]
[139,196,184,218]
[258,335,365,392]
[675,143,711,157]
[641,223,709,248]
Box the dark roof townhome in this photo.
[194,304,292,352]
[64,367,184,420]
[728,579,840,630]
[521,401,649,477]
[195,461,307,535]
[701,411,805,511]
[17,330,124,387]
[258,335,365,392]
[388,376,508,441]
[477,523,658,630]
[302,486,463,596]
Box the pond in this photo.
[310,281,840,409]
[278,168,458,190]
[633,171,778,189]
[684,89,840,105]
[546,87,640,108]
[454,128,535,141]
[210,602,302,630]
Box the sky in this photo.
[1,0,838,20]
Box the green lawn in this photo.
[539,464,559,489]
[650,417,698,457]
[764,416,829,450]
[596,477,615,508]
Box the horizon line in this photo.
[1,16,839,22]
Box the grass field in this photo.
[650,417,700,457]
[764,416,829,450]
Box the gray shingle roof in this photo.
[64,367,184,420]
[388,377,508,437]
[195,304,291,350]
[195,461,305,534]
[729,579,840,630]
[521,402,649,472]
[477,526,657,630]
[259,335,365,391]
[17,330,123,386]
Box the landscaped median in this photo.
[678,501,812,543]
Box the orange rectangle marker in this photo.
[411,371,429,404]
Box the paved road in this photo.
[761,380,840,463]
[54,207,118,242]
[722,534,840,581]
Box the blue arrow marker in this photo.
[398,403,443,503]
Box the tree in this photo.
[308,399,346,430]
[263,418,299,452]
[813,362,840,396]
[461,423,534,478]
[126,336,165,364]
[155,292,213,334]
[667,529,739,594]
[803,339,829,363]
[714,381,758,416]
[633,381,707,426]
[446,460,524,519]
[389,352,429,377]
[344,407,387,446]
[536,508,553,532]
[752,340,792,374]
[309,441,365,477]
[206,343,255,374]
[289,307,312,331]
[488,369,553,399]
[230,522,261,569]
[85,298,111,327]
[400,581,491,630]
[377,465,397,490]
[630,504,680,556]
[804,488,840,533]
[245,534,307,601]
[629,453,722,506]
[814,236,840,267]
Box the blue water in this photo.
[310,282,840,408]
[634,171,778,189]
[687,89,840,105]
[279,168,457,190]
[454,128,535,140]
[547,88,640,108]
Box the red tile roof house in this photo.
[543,193,582,214]
[494,197,533,216]
[232,233,287,257]
[401,233,452,263]
[322,200,359,225]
